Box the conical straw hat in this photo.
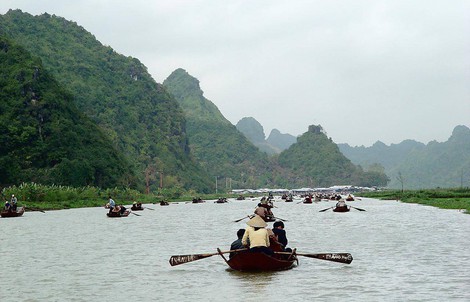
[246,215,267,228]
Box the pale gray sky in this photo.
[1,0,469,147]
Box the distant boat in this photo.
[106,210,130,217]
[1,206,25,218]
[333,206,350,212]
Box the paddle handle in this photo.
[169,248,247,266]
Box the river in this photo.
[1,198,469,302]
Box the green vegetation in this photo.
[359,188,470,214]
[278,125,390,187]
[0,10,213,193]
[1,183,240,210]
[0,36,134,188]
[1,182,140,210]
[163,69,275,188]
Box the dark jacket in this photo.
[230,238,244,258]
[272,228,288,247]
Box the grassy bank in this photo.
[1,182,239,211]
[359,188,470,214]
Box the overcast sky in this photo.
[1,1,469,147]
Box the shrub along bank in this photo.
[359,188,470,214]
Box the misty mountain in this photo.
[339,125,470,189]
[163,69,274,189]
[338,139,426,171]
[236,117,296,155]
[266,129,297,152]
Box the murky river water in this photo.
[1,198,469,302]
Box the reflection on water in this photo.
[1,198,469,302]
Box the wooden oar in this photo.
[143,206,155,211]
[169,248,247,266]
[273,216,288,222]
[319,206,334,212]
[130,211,141,216]
[274,251,353,264]
[350,206,366,211]
[233,215,252,223]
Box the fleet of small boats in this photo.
[3,193,359,272]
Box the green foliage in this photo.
[1,183,149,209]
[0,35,135,188]
[278,125,389,187]
[0,10,213,192]
[360,188,470,213]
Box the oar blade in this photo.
[169,253,214,266]
[301,253,353,264]
[319,207,333,212]
[351,206,366,211]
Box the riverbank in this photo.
[1,182,242,211]
[359,188,470,214]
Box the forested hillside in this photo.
[339,125,470,189]
[163,69,278,189]
[0,10,393,192]
[0,36,133,187]
[278,125,390,187]
[0,10,213,192]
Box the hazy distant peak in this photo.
[236,117,266,143]
[448,125,470,142]
[372,141,387,148]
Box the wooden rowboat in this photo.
[333,206,350,212]
[217,248,298,272]
[106,210,130,217]
[1,206,25,218]
[214,198,227,203]
[131,205,144,211]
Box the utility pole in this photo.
[159,171,163,189]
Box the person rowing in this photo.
[254,200,274,222]
[336,198,347,208]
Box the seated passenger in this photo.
[4,200,11,211]
[242,215,273,255]
[272,221,292,253]
[336,199,347,208]
[230,229,246,259]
